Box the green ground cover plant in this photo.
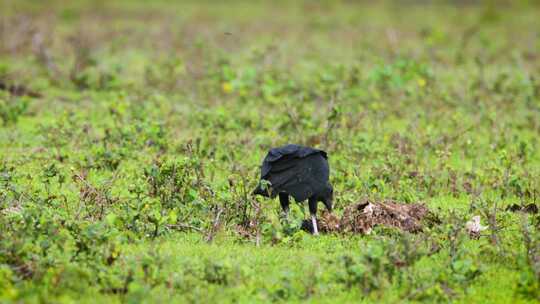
[1,0,539,302]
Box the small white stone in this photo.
[465,215,487,235]
[363,203,374,216]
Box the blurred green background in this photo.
[1,1,539,303]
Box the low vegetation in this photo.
[1,0,539,302]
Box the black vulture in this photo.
[252,144,333,235]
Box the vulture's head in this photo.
[319,183,333,212]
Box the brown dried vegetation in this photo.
[301,199,439,235]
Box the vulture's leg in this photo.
[279,193,290,219]
[308,196,319,235]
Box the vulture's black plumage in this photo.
[253,144,333,234]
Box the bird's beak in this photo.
[325,199,333,213]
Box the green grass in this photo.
[1,0,540,303]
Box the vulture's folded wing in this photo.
[266,153,329,202]
[261,144,326,178]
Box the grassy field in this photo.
[1,0,540,303]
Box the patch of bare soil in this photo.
[303,199,439,235]
[0,81,42,98]
[301,211,341,234]
[505,203,538,214]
